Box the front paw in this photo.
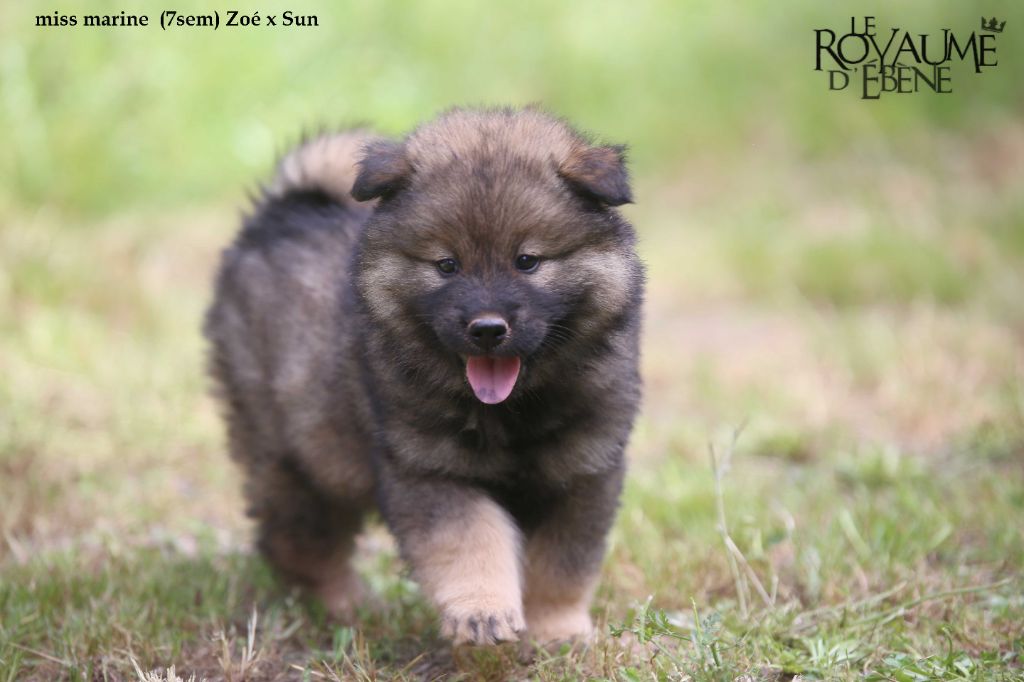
[525,606,593,645]
[441,606,525,646]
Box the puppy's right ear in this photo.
[351,140,411,201]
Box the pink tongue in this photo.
[465,356,521,404]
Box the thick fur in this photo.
[205,107,644,646]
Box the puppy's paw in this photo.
[441,606,525,646]
[316,570,369,622]
[525,606,593,645]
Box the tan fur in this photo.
[270,130,379,203]
[357,252,442,323]
[572,249,633,315]
[523,539,598,643]
[529,247,633,338]
[405,108,583,178]
[406,496,525,645]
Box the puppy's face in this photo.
[354,112,636,404]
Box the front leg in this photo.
[379,470,526,646]
[523,466,624,644]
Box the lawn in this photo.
[1,1,1023,680]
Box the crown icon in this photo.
[981,17,1005,33]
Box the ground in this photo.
[1,1,1023,679]
[2,122,1022,680]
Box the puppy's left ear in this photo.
[558,145,633,206]
[352,139,411,201]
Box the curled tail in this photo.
[266,130,378,206]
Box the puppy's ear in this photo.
[351,140,411,201]
[558,145,633,206]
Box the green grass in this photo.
[2,0,1024,679]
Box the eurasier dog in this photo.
[205,107,643,646]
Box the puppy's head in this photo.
[354,108,641,405]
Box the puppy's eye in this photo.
[435,258,459,276]
[515,254,540,272]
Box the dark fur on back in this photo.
[205,107,644,645]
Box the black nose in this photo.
[467,316,508,350]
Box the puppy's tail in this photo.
[265,130,376,207]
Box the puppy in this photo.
[205,107,644,645]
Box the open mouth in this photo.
[465,356,521,404]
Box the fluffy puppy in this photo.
[205,107,644,646]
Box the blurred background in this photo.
[1,1,1022,679]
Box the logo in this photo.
[981,17,1006,33]
[814,16,1002,99]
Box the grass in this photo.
[2,0,1024,679]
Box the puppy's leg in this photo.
[248,460,368,619]
[381,474,525,646]
[523,468,624,644]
